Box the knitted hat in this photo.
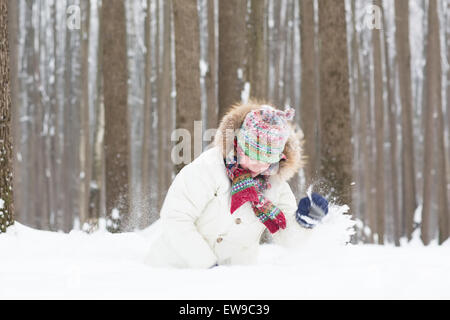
[236,105,295,164]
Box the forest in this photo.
[1,0,449,247]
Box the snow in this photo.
[241,82,250,103]
[1,221,450,299]
[111,208,120,220]
[199,59,208,77]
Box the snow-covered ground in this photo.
[1,222,450,300]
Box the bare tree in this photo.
[248,0,268,101]
[436,3,449,244]
[0,0,14,233]
[350,0,373,242]
[7,0,19,229]
[205,0,218,129]
[381,1,400,246]
[318,0,353,207]
[173,0,202,173]
[395,0,417,240]
[372,0,385,244]
[101,0,130,232]
[300,0,318,187]
[141,0,154,224]
[218,0,247,119]
[32,0,46,230]
[270,0,282,105]
[157,0,173,213]
[280,0,293,106]
[79,0,91,229]
[422,0,447,245]
[52,0,64,231]
[89,0,104,230]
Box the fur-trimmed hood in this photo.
[213,99,304,182]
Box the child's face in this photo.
[236,147,271,177]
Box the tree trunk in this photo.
[447,6,450,187]
[218,0,247,119]
[21,0,31,228]
[156,0,173,216]
[351,0,372,242]
[422,0,445,245]
[282,0,294,107]
[395,0,417,240]
[0,0,14,233]
[33,0,47,230]
[46,0,58,231]
[205,0,218,130]
[89,0,104,230]
[441,2,450,244]
[280,0,292,106]
[173,0,202,173]
[248,0,267,101]
[318,0,353,207]
[381,1,400,246]
[53,0,65,231]
[372,0,385,244]
[79,0,91,229]
[101,0,130,232]
[7,0,19,229]
[36,0,49,230]
[271,0,282,105]
[141,0,153,226]
[436,69,449,244]
[300,0,318,187]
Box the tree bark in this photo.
[141,0,153,225]
[156,0,173,215]
[248,0,267,101]
[79,0,91,229]
[0,0,14,233]
[442,2,450,243]
[36,0,49,230]
[282,0,294,107]
[381,1,400,246]
[351,0,372,242]
[173,0,202,173]
[422,0,446,245]
[318,0,353,207]
[52,0,65,231]
[300,0,318,187]
[101,0,130,232]
[372,0,385,244]
[63,0,82,232]
[271,0,282,105]
[395,0,417,240]
[205,0,218,130]
[7,0,19,229]
[89,0,104,230]
[33,0,47,230]
[218,0,247,119]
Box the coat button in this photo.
[216,237,223,243]
[235,218,242,224]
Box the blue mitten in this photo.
[296,192,329,229]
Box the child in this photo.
[145,100,329,269]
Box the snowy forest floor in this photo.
[1,222,450,299]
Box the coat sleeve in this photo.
[271,180,314,248]
[159,161,218,269]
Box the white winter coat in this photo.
[145,101,311,269]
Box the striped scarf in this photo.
[224,139,286,234]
